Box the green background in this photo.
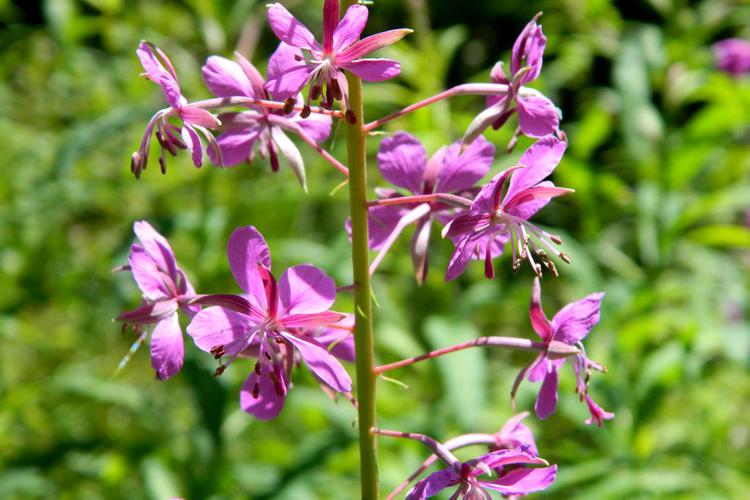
[2,0,750,498]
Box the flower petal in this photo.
[265,43,314,99]
[186,306,255,356]
[535,365,559,419]
[517,94,559,138]
[529,277,553,342]
[336,29,412,62]
[505,136,566,200]
[377,131,427,194]
[332,3,368,51]
[366,204,406,250]
[129,245,170,300]
[292,109,332,143]
[266,3,321,51]
[181,107,221,128]
[133,220,178,277]
[226,226,271,310]
[150,313,184,380]
[481,466,557,496]
[309,315,355,362]
[137,42,183,108]
[435,135,495,194]
[281,333,352,392]
[181,125,204,167]
[278,264,336,316]
[240,360,288,419]
[210,126,262,166]
[551,291,604,345]
[271,127,307,190]
[406,469,460,500]
[201,55,255,98]
[282,311,346,329]
[340,58,401,81]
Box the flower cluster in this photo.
[119,3,618,498]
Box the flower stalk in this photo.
[342,0,379,495]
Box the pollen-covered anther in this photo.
[560,252,572,264]
[210,345,226,359]
[550,234,563,245]
[512,258,522,273]
[283,97,296,114]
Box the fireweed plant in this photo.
[117,2,613,498]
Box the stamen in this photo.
[300,105,312,119]
[310,84,322,101]
[252,382,260,398]
[283,97,296,114]
[345,109,357,124]
[210,345,226,359]
[331,78,343,101]
[215,365,227,376]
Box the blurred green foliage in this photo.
[1,0,750,498]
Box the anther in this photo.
[550,234,563,245]
[214,365,227,377]
[300,105,312,119]
[159,156,167,175]
[345,109,357,124]
[310,84,322,101]
[210,345,226,359]
[252,382,260,398]
[331,78,343,101]
[283,97,296,114]
[560,252,572,264]
[254,362,262,375]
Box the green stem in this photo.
[342,2,378,497]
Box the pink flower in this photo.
[186,226,351,419]
[407,449,556,499]
[583,394,615,427]
[362,132,495,282]
[463,14,561,146]
[443,137,572,280]
[713,38,750,77]
[117,221,200,380]
[265,0,411,121]
[519,277,606,420]
[201,53,332,188]
[132,41,222,177]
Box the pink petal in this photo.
[235,52,266,97]
[133,220,178,280]
[186,306,255,356]
[150,313,184,380]
[226,226,271,309]
[281,333,352,392]
[159,74,185,109]
[445,234,473,281]
[406,469,460,500]
[584,395,615,426]
[181,125,204,167]
[505,137,566,200]
[482,466,557,496]
[551,291,604,345]
[332,4,368,51]
[278,265,336,316]
[535,365,559,419]
[201,55,255,98]
[270,126,307,189]
[498,413,538,455]
[367,204,406,250]
[129,245,170,300]
[526,353,548,383]
[336,29,412,62]
[310,315,355,362]
[503,180,555,220]
[511,18,546,84]
[410,218,432,284]
[117,300,178,325]
[529,277,553,341]
[181,107,221,128]
[239,360,288,419]
[477,449,546,471]
[210,126,262,166]
[322,0,339,53]
[517,94,559,138]
[340,58,401,81]
[377,131,427,194]
[435,135,495,193]
[265,62,314,100]
[282,311,346,329]
[266,3,321,51]
[137,42,183,108]
[292,109,332,144]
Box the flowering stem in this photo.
[372,428,461,470]
[185,96,344,117]
[366,193,472,209]
[374,336,547,374]
[342,1,379,494]
[386,433,499,500]
[363,83,510,132]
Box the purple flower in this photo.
[713,38,750,77]
[186,226,351,419]
[117,221,200,380]
[407,449,556,499]
[201,53,332,189]
[364,132,495,282]
[521,277,605,420]
[132,41,222,178]
[265,0,411,121]
[443,137,572,280]
[463,14,561,146]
